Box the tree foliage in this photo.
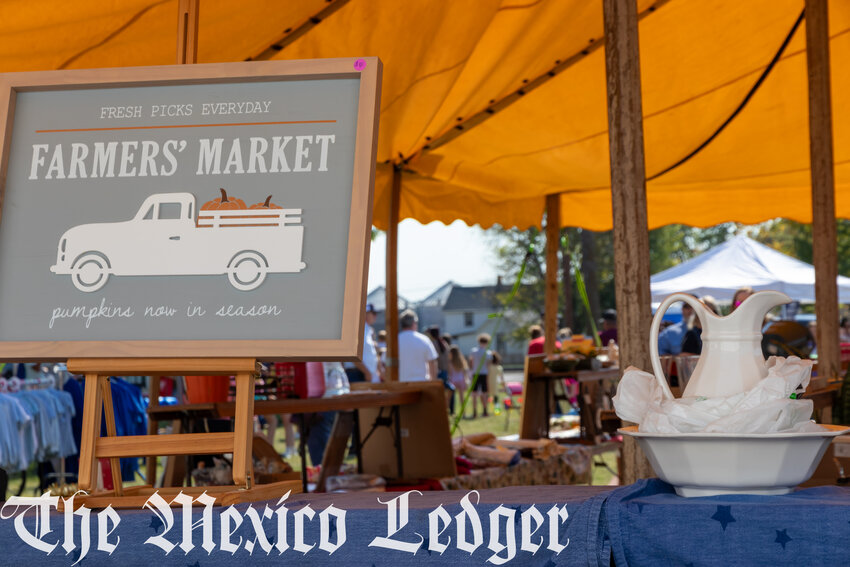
[492,221,738,338]
[491,218,850,342]
[753,219,850,277]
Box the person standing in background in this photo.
[468,334,492,418]
[427,325,455,413]
[527,325,546,355]
[527,325,561,355]
[658,302,694,355]
[730,286,754,313]
[681,296,720,355]
[489,351,505,410]
[840,317,850,343]
[376,329,387,367]
[427,326,450,380]
[364,304,384,382]
[397,310,438,382]
[343,303,383,383]
[448,345,470,416]
[598,309,618,346]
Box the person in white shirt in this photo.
[363,304,384,381]
[344,303,384,383]
[397,309,437,382]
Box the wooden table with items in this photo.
[147,380,456,492]
[519,355,623,476]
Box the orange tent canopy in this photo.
[2,0,846,230]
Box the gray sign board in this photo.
[0,59,381,360]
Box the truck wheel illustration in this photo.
[71,253,110,293]
[227,251,268,291]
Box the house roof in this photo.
[366,286,411,312]
[417,281,456,307]
[443,285,504,311]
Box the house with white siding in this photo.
[367,281,532,365]
[441,282,529,365]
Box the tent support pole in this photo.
[603,0,654,483]
[385,165,401,382]
[176,0,200,65]
[545,194,561,355]
[144,0,201,488]
[806,0,840,387]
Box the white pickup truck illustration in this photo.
[50,192,306,292]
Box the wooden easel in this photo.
[68,358,299,508]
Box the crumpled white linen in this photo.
[612,356,824,434]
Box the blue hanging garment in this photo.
[99,377,147,482]
[0,388,76,474]
[62,377,84,476]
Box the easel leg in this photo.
[146,374,161,486]
[232,371,255,488]
[100,376,123,496]
[78,373,103,493]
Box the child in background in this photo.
[448,345,469,417]
[467,334,492,418]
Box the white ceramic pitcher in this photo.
[649,291,791,400]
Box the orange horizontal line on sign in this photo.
[35,120,336,133]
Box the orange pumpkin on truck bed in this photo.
[202,188,246,210]
[249,195,282,209]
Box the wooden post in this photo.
[385,165,402,381]
[603,0,654,483]
[176,0,200,65]
[806,0,840,384]
[140,0,202,491]
[545,194,561,354]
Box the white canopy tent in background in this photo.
[650,235,850,304]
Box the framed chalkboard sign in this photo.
[0,58,381,360]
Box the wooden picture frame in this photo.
[0,57,381,361]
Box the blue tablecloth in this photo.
[2,480,849,565]
[605,479,850,567]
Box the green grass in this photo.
[590,451,619,486]
[450,397,522,439]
